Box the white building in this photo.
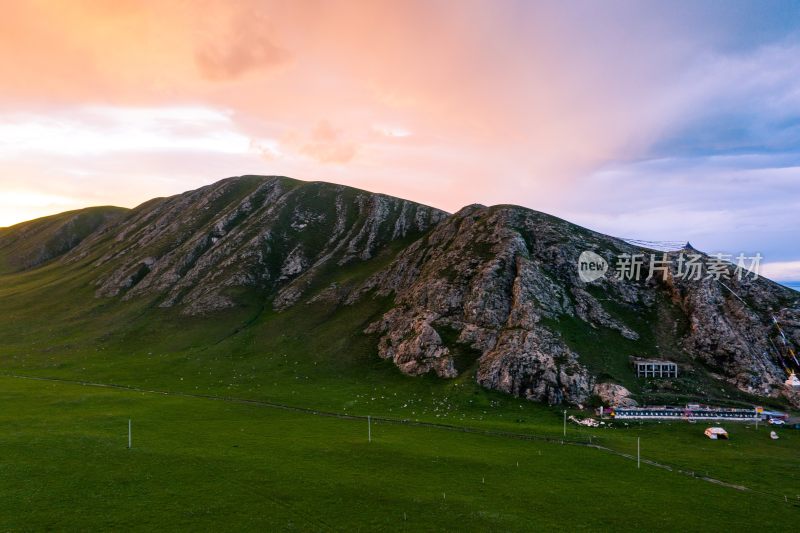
[634,359,678,379]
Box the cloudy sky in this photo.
[1,0,799,280]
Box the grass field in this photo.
[2,375,798,531]
[1,223,799,530]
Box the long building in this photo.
[599,405,762,421]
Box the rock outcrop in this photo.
[355,205,627,404]
[594,383,638,407]
[356,204,800,406]
[71,176,447,315]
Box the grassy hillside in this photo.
[0,206,128,274]
[2,376,798,531]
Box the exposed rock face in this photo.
[355,205,627,404]
[357,204,800,405]
[72,176,447,315]
[662,267,792,397]
[594,383,638,407]
[365,309,457,378]
[477,326,592,404]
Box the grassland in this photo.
[1,219,799,530]
[2,375,799,531]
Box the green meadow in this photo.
[1,225,798,530]
[1,375,798,531]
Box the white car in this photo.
[768,418,785,426]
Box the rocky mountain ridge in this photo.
[354,204,800,407]
[69,176,447,315]
[4,175,799,408]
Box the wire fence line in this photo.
[3,372,798,506]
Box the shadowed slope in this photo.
[0,206,128,274]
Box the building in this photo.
[606,405,759,421]
[633,358,678,378]
[761,410,789,422]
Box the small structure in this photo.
[633,358,678,379]
[785,371,800,390]
[704,427,729,440]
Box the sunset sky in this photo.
[1,0,799,280]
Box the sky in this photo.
[1,0,799,280]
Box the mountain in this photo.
[0,206,127,274]
[1,175,798,409]
[357,204,800,407]
[76,176,446,315]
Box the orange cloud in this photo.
[274,121,357,165]
[299,121,357,164]
[193,6,289,81]
[0,0,291,104]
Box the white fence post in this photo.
[637,437,640,469]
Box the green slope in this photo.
[0,205,128,274]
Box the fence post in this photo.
[637,437,640,469]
